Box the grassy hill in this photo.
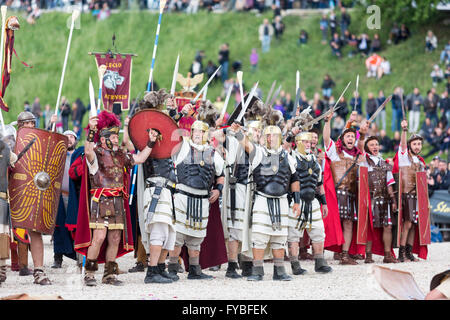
[4,10,449,160]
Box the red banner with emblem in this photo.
[94,54,133,112]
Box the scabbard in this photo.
[229,178,237,226]
[146,185,163,225]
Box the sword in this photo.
[400,91,406,121]
[219,84,233,122]
[353,74,359,111]
[299,105,342,130]
[89,77,97,118]
[268,84,282,109]
[170,54,180,96]
[97,64,107,113]
[16,137,37,162]
[235,82,259,123]
[264,80,277,109]
[191,65,221,105]
[292,87,301,118]
[236,71,245,109]
[367,95,392,123]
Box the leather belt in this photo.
[175,189,210,199]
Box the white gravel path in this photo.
[0,236,449,300]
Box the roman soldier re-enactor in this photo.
[230,108,301,282]
[394,119,429,262]
[215,98,265,279]
[358,124,398,263]
[77,110,158,286]
[168,100,225,280]
[323,110,365,265]
[130,90,192,284]
[287,131,332,275]
[0,125,18,286]
[11,111,57,285]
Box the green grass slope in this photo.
[4,10,448,160]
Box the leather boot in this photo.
[168,263,180,279]
[241,261,253,277]
[398,246,406,262]
[144,265,172,284]
[340,251,358,265]
[158,263,179,281]
[314,257,332,273]
[225,262,242,279]
[128,261,146,273]
[290,260,307,275]
[102,262,124,286]
[187,265,213,280]
[383,251,398,263]
[51,253,63,269]
[84,259,98,286]
[273,265,292,281]
[247,265,264,281]
[405,244,418,262]
[364,252,375,264]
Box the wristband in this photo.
[293,191,300,204]
[147,140,156,148]
[235,130,244,141]
[215,183,224,196]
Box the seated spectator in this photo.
[369,33,381,54]
[365,53,382,78]
[424,91,440,126]
[399,24,410,42]
[330,33,342,58]
[430,159,450,190]
[321,74,335,98]
[347,33,358,58]
[377,56,391,79]
[341,30,352,45]
[91,2,101,19]
[379,130,392,154]
[425,30,438,53]
[420,117,435,144]
[26,6,41,25]
[445,66,450,80]
[440,40,450,64]
[298,29,308,46]
[98,2,111,21]
[387,23,400,45]
[357,33,371,57]
[431,64,444,87]
[424,127,447,158]
[190,59,203,76]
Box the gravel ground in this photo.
[0,236,449,300]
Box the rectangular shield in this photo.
[357,166,369,244]
[416,171,431,245]
[395,171,403,247]
[9,128,68,235]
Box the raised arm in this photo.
[400,119,408,153]
[85,116,98,164]
[230,122,254,155]
[132,129,159,165]
[122,116,136,153]
[323,110,333,149]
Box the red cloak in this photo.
[74,158,134,263]
[181,199,228,270]
[392,151,428,260]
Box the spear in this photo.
[353,74,359,111]
[97,64,107,113]
[0,6,8,135]
[146,0,167,92]
[52,9,80,132]
[170,54,180,96]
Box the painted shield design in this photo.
[9,128,68,235]
[128,109,182,159]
